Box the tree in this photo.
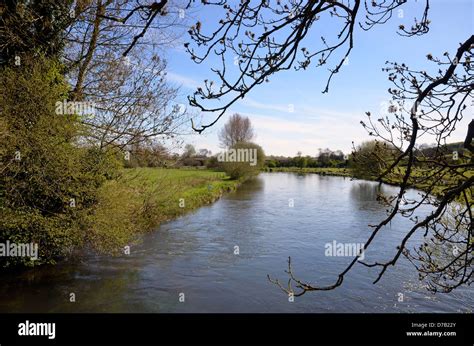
[0,0,189,267]
[63,0,190,149]
[0,0,73,65]
[182,144,196,158]
[218,113,255,148]
[350,140,399,179]
[0,56,119,268]
[219,142,265,179]
[1,0,190,149]
[198,148,211,157]
[295,153,308,169]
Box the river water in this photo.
[0,173,472,312]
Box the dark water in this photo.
[0,173,472,313]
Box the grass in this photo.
[86,168,241,254]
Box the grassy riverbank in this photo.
[87,168,241,254]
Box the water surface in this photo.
[0,173,472,313]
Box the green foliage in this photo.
[266,160,277,168]
[219,142,265,179]
[266,167,351,177]
[88,168,238,254]
[0,0,73,65]
[265,149,347,169]
[350,140,397,179]
[123,143,173,168]
[205,156,220,169]
[0,56,119,268]
[294,155,308,169]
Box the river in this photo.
[0,173,472,312]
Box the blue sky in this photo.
[163,0,473,156]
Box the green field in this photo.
[87,168,240,254]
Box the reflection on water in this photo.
[350,181,384,201]
[0,173,472,313]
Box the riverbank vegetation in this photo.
[266,149,348,170]
[263,140,471,200]
[264,167,352,177]
[0,2,257,269]
[1,0,472,296]
[88,168,240,255]
[350,140,472,199]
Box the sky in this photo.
[162,0,473,156]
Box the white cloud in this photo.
[242,112,367,156]
[167,72,202,89]
[241,97,358,120]
[166,75,472,157]
[175,94,370,155]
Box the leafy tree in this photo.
[350,140,398,179]
[220,142,265,179]
[0,56,119,268]
[295,155,308,169]
[0,0,73,65]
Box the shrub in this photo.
[0,56,119,268]
[219,142,265,179]
[350,140,398,179]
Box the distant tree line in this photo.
[266,149,347,169]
